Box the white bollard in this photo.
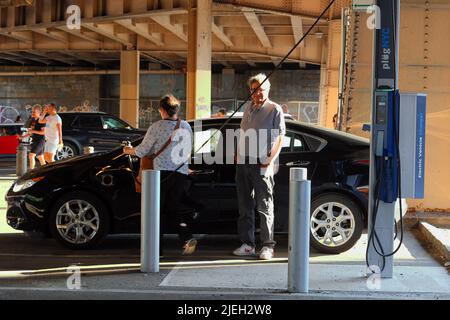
[16,143,27,176]
[140,170,160,273]
[288,168,311,293]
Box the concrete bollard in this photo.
[288,168,311,293]
[83,146,94,154]
[16,143,28,176]
[141,170,160,273]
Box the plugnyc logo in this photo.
[66,5,81,30]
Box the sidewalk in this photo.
[0,167,448,300]
[0,230,448,300]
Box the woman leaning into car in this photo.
[123,94,196,256]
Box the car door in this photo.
[274,131,319,231]
[187,123,229,231]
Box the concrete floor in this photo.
[0,176,448,299]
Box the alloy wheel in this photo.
[55,199,100,244]
[56,145,75,160]
[310,202,356,247]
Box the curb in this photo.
[415,221,449,268]
[404,211,450,228]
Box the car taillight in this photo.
[353,159,369,165]
[356,186,369,196]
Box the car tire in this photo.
[55,141,78,161]
[48,191,110,249]
[310,193,363,254]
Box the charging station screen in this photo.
[376,100,387,125]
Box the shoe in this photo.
[182,239,197,255]
[259,246,274,260]
[232,243,255,256]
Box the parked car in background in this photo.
[0,123,25,157]
[56,112,146,160]
[6,117,373,254]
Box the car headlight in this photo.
[12,177,45,193]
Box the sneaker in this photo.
[259,246,274,260]
[182,239,197,255]
[232,243,255,256]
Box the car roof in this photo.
[60,112,106,115]
[187,117,369,146]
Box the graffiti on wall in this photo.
[0,105,21,123]
[0,100,99,124]
[59,100,98,113]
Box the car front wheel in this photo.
[310,193,363,254]
[49,191,110,249]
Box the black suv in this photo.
[56,112,146,160]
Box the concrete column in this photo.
[186,0,212,120]
[120,50,140,128]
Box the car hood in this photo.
[19,153,109,181]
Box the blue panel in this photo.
[415,95,426,198]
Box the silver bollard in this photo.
[83,146,94,154]
[288,168,311,293]
[141,170,160,273]
[16,143,28,176]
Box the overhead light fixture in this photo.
[315,31,324,39]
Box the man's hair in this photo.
[47,103,57,110]
[247,73,271,92]
[218,108,227,115]
[159,94,180,117]
[32,104,42,112]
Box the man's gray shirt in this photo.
[239,99,286,163]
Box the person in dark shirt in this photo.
[25,105,46,169]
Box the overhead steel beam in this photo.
[151,15,187,42]
[62,51,99,65]
[212,21,233,47]
[33,28,69,43]
[3,52,48,65]
[242,10,272,48]
[26,51,74,65]
[55,26,101,45]
[0,0,34,7]
[115,19,164,46]
[83,22,134,48]
[290,16,305,48]
[0,31,32,42]
[0,55,25,64]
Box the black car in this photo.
[56,112,146,160]
[5,118,370,254]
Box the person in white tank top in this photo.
[39,103,63,163]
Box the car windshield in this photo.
[102,116,132,130]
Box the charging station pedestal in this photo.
[367,0,426,279]
[367,0,400,279]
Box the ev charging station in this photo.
[366,0,427,278]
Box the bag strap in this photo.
[151,118,181,159]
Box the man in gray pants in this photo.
[233,74,286,260]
